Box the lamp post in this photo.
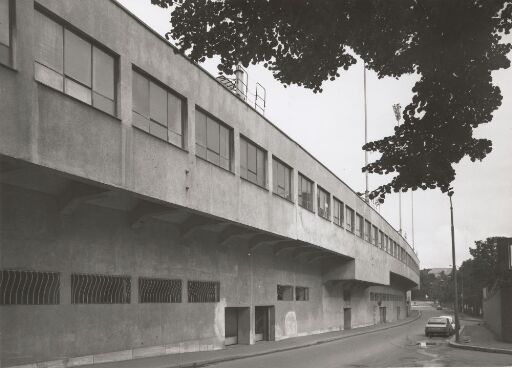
[449,192,460,342]
[392,104,402,234]
[363,65,369,203]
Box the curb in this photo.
[169,311,423,368]
[448,325,512,356]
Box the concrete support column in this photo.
[118,57,133,188]
[60,271,71,305]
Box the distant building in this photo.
[0,0,419,366]
[428,268,452,277]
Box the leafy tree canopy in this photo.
[152,0,512,201]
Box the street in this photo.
[207,306,512,367]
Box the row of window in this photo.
[277,285,310,301]
[369,292,404,302]
[27,7,419,275]
[0,270,220,305]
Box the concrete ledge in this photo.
[449,326,512,355]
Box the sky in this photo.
[117,0,512,269]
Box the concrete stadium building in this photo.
[0,0,420,366]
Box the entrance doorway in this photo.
[255,306,275,342]
[397,306,400,320]
[379,306,387,323]
[225,307,250,346]
[343,307,352,330]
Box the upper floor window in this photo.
[345,206,354,233]
[298,173,314,212]
[384,235,389,253]
[355,213,363,238]
[196,109,232,171]
[378,230,384,249]
[272,157,293,201]
[364,220,371,242]
[0,0,11,66]
[132,69,184,147]
[317,186,330,220]
[372,225,378,246]
[240,136,266,187]
[333,198,344,227]
[34,10,116,115]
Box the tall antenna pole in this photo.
[364,64,369,203]
[411,191,415,249]
[392,104,402,234]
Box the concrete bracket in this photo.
[128,201,181,229]
[58,181,111,216]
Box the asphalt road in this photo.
[206,306,512,367]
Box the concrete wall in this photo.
[0,0,419,286]
[483,288,502,339]
[0,183,408,366]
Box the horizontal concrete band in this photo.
[7,312,421,368]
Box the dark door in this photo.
[225,307,239,345]
[379,306,387,323]
[255,306,275,341]
[397,306,400,320]
[344,307,351,330]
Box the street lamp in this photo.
[449,192,460,342]
[392,104,402,234]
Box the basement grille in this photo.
[139,277,182,303]
[0,270,60,305]
[71,273,130,304]
[187,280,220,303]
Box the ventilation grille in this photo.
[71,273,130,304]
[0,270,60,305]
[139,277,182,303]
[188,280,220,303]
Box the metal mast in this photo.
[364,65,369,203]
[392,104,402,234]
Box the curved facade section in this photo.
[0,0,419,366]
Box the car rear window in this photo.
[428,318,447,324]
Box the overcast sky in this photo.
[117,0,512,269]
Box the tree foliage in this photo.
[152,0,512,201]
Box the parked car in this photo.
[440,315,456,334]
[436,305,443,310]
[425,317,452,337]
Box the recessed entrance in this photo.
[379,306,387,323]
[343,307,352,330]
[255,306,275,342]
[225,307,250,346]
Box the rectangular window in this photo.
[345,206,354,233]
[333,198,344,227]
[277,284,293,301]
[355,214,363,238]
[364,220,371,242]
[378,230,384,249]
[0,270,60,305]
[188,280,220,303]
[195,109,232,171]
[139,277,182,303]
[272,157,293,201]
[298,173,314,211]
[372,225,378,246]
[240,136,266,187]
[295,286,309,301]
[317,186,330,220]
[71,273,130,304]
[34,11,116,115]
[384,235,389,253]
[132,69,185,147]
[0,0,11,66]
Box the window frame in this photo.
[345,206,355,233]
[195,108,233,172]
[364,219,371,242]
[355,213,364,238]
[277,284,294,301]
[333,197,344,228]
[0,0,13,68]
[240,135,267,188]
[295,286,309,301]
[298,173,314,212]
[372,225,378,246]
[34,7,118,116]
[132,67,186,148]
[272,156,293,202]
[317,185,331,221]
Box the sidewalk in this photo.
[449,317,512,355]
[80,311,421,368]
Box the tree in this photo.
[152,0,512,201]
